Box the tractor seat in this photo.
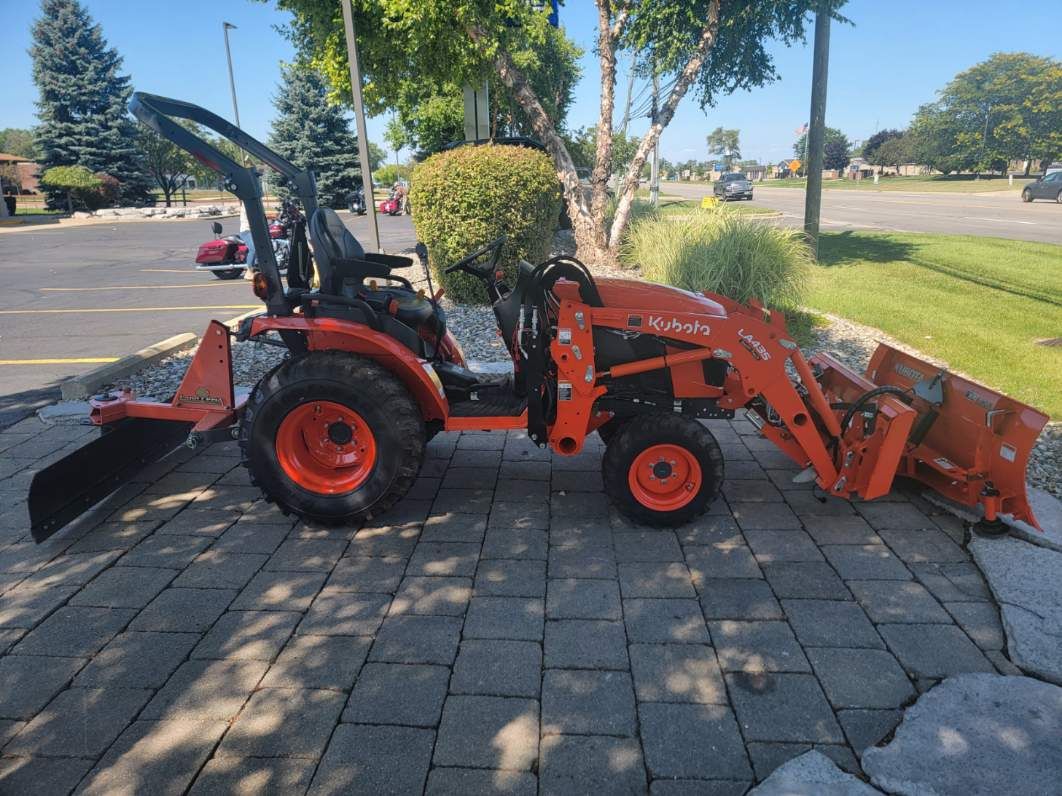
[308,207,389,294]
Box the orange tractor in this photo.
[28,94,1049,541]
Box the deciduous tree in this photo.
[794,127,850,172]
[0,129,38,160]
[706,127,740,170]
[276,0,844,263]
[907,53,1061,175]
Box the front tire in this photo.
[1021,189,1033,203]
[603,414,724,527]
[240,352,425,525]
[213,268,244,280]
[1056,189,1062,204]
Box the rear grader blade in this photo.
[29,418,193,542]
[814,343,1049,531]
[28,320,245,542]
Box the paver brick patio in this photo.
[0,418,1031,792]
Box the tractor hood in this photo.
[556,277,728,318]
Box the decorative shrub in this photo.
[39,165,102,212]
[85,172,120,210]
[621,207,810,310]
[410,144,561,303]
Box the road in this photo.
[664,184,1062,245]
[0,212,416,425]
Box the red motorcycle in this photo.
[377,188,410,216]
[195,201,299,279]
[195,221,248,280]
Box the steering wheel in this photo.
[444,236,507,278]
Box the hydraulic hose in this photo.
[838,385,913,437]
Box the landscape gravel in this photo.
[104,230,1060,500]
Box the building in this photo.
[0,153,41,194]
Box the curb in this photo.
[59,332,199,400]
[0,212,240,235]
[57,307,263,401]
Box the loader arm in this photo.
[128,92,318,316]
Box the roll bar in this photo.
[128,92,318,315]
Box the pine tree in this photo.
[31,0,152,205]
[269,64,361,209]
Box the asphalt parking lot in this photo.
[0,213,416,426]
[666,184,1062,245]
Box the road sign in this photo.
[463,81,490,142]
[701,196,719,209]
[789,159,802,172]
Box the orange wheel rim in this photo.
[628,443,702,512]
[275,401,377,494]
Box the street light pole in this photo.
[341,0,381,253]
[802,7,831,259]
[222,22,241,128]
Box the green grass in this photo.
[655,199,776,217]
[752,175,1032,193]
[809,232,1062,417]
[13,207,63,215]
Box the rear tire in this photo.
[239,351,425,525]
[596,417,627,446]
[213,268,244,280]
[603,414,724,527]
[1056,189,1062,204]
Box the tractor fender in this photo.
[249,316,448,421]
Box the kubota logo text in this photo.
[647,315,711,337]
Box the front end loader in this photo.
[26,93,1050,542]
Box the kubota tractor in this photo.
[27,93,1049,542]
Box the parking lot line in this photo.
[0,305,260,315]
[141,268,200,273]
[41,284,231,292]
[0,357,120,365]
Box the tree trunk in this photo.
[66,192,72,213]
[472,27,611,264]
[608,0,721,251]
[588,1,624,251]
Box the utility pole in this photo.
[649,71,660,207]
[341,0,381,253]
[222,22,241,127]
[803,6,831,259]
[619,54,637,136]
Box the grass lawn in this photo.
[628,196,777,216]
[656,199,776,216]
[809,232,1062,417]
[752,175,1032,193]
[13,207,63,215]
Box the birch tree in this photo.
[279,0,845,263]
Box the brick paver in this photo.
[0,416,1023,792]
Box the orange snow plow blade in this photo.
[858,344,1049,529]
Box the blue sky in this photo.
[2,0,1059,164]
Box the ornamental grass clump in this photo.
[621,208,811,310]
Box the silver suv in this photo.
[713,172,753,201]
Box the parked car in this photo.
[713,172,753,201]
[1022,171,1062,203]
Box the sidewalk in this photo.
[0,411,1016,794]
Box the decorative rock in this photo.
[862,674,1062,796]
[1008,486,1062,553]
[72,211,92,219]
[748,750,880,795]
[970,534,1062,684]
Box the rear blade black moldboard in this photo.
[29,418,193,543]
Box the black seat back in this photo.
[309,207,367,293]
